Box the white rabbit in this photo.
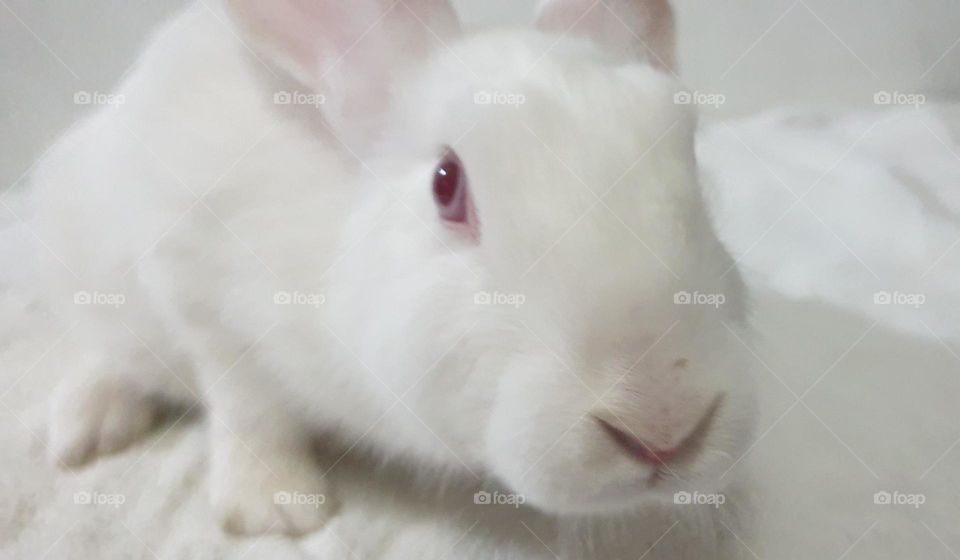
[32,0,757,554]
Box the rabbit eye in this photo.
[433,148,469,223]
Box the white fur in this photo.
[31,0,756,555]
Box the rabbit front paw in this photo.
[48,375,161,468]
[210,439,337,537]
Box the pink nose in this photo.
[596,418,683,465]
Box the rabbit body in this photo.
[34,0,756,556]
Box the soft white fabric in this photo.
[2,104,959,558]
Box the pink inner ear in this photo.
[231,0,460,77]
[230,0,461,150]
[230,0,344,71]
[536,0,676,71]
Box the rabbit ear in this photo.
[229,0,461,147]
[535,0,676,71]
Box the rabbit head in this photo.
[229,0,756,515]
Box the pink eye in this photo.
[433,149,469,223]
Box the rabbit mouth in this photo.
[593,396,723,477]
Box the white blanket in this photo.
[2,104,959,558]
